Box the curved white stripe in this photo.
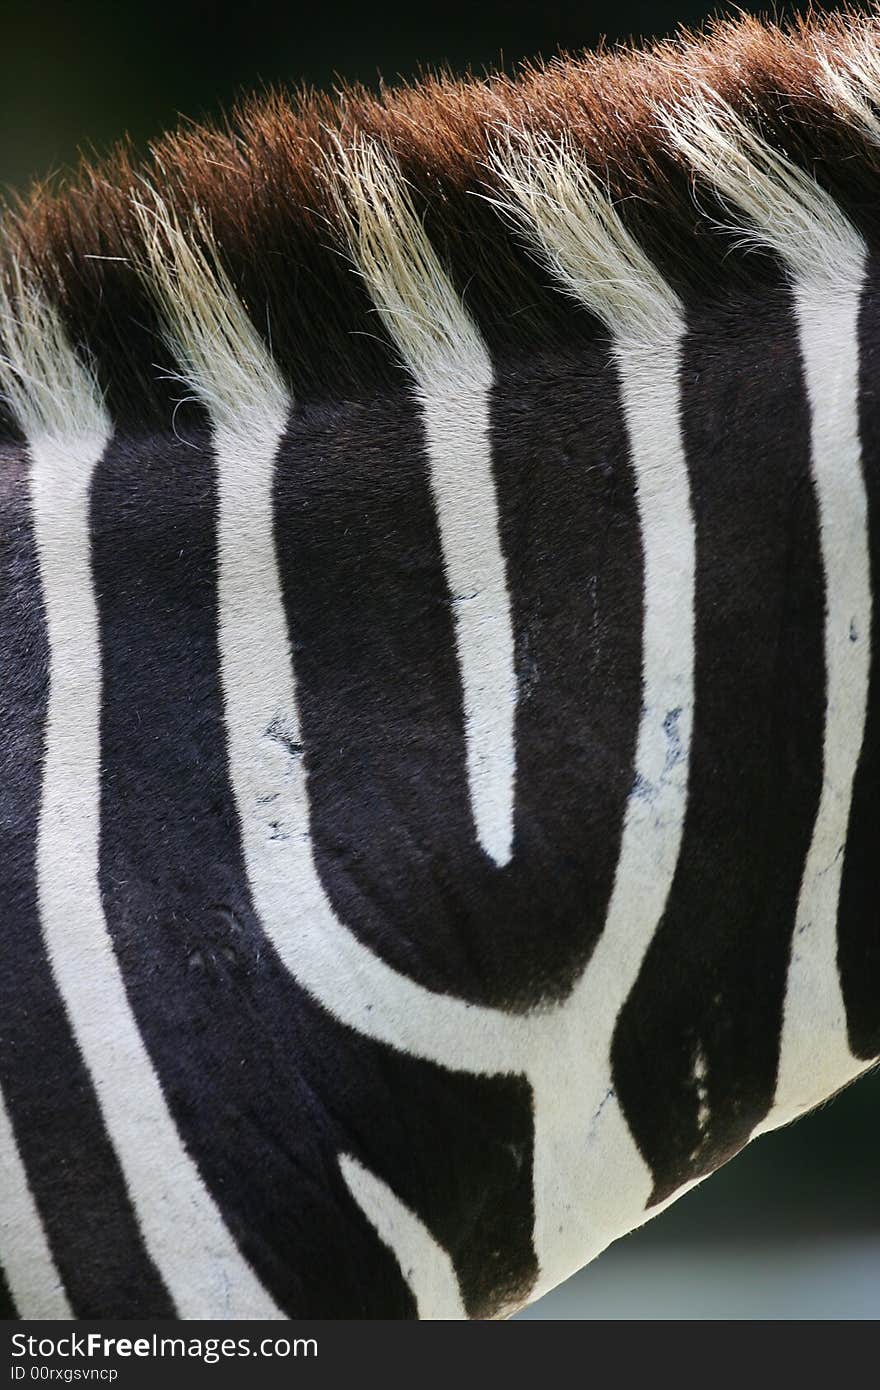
[213,327,694,1308]
[596,338,695,1045]
[0,1084,72,1319]
[419,379,517,866]
[148,164,695,1312]
[528,333,696,1299]
[477,145,698,1302]
[213,410,529,1075]
[338,1153,466,1319]
[29,429,283,1321]
[761,274,874,1130]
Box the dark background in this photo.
[0,0,857,192]
[1,0,876,1314]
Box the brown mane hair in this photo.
[4,7,880,432]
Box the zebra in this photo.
[1,9,879,1320]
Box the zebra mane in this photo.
[2,8,880,434]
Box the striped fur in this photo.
[331,140,517,866]
[1,11,879,1319]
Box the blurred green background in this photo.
[2,0,877,1317]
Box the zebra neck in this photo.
[3,265,879,1318]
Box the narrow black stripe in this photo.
[273,344,641,1010]
[91,425,535,1317]
[839,262,880,1059]
[493,345,643,1001]
[0,449,173,1318]
[0,1259,17,1320]
[612,290,826,1202]
[0,1267,15,1317]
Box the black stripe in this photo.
[273,393,483,998]
[273,345,642,1010]
[0,448,173,1319]
[90,424,536,1317]
[0,1259,16,1320]
[838,262,880,1059]
[612,289,826,1203]
[494,344,643,1001]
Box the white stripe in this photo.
[660,92,876,1141]
[528,333,696,1299]
[0,1084,72,1319]
[760,274,874,1130]
[213,408,526,1075]
[338,1154,466,1318]
[213,334,694,1309]
[477,143,698,1302]
[29,427,283,1321]
[148,176,696,1312]
[330,141,517,866]
[419,379,517,866]
[601,338,695,1031]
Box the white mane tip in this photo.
[661,90,866,289]
[487,130,683,346]
[133,191,290,435]
[329,136,490,389]
[0,257,108,446]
